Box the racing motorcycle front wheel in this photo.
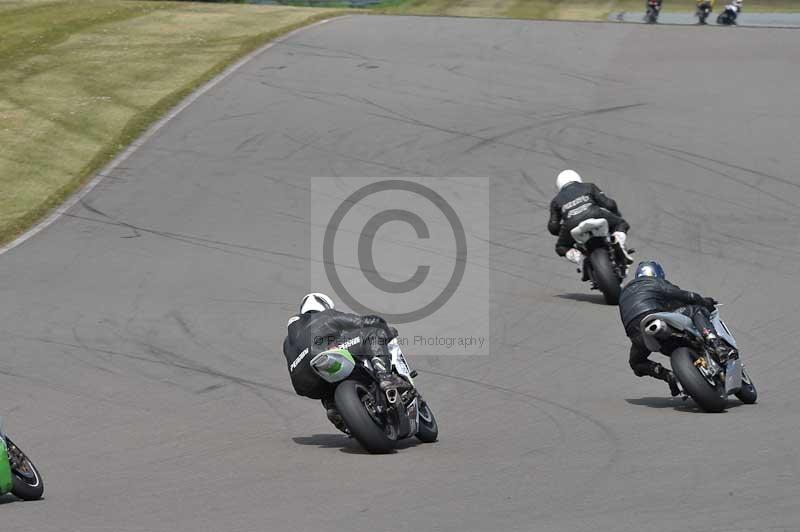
[335,380,397,454]
[415,400,439,443]
[735,371,758,404]
[6,437,44,500]
[671,347,727,413]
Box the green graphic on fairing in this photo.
[310,348,356,383]
[0,438,12,494]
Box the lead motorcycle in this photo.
[640,305,757,412]
[717,4,739,24]
[0,418,44,500]
[310,335,438,454]
[570,218,632,305]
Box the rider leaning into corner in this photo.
[618,261,732,396]
[548,169,634,271]
[697,0,715,20]
[727,0,743,22]
[283,293,409,433]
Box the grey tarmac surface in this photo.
[612,11,800,26]
[2,14,800,532]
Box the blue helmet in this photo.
[635,261,666,279]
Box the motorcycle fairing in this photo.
[0,418,13,494]
[725,358,743,395]
[711,310,738,349]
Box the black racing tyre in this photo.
[735,372,758,404]
[671,348,727,413]
[415,400,439,443]
[590,249,621,305]
[335,381,397,454]
[6,438,44,501]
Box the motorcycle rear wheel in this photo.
[335,381,397,454]
[671,348,727,413]
[589,248,621,305]
[6,437,44,501]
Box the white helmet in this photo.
[299,293,335,314]
[556,169,583,190]
[734,0,742,5]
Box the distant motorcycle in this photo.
[717,4,739,24]
[310,336,438,453]
[640,305,757,412]
[645,0,661,23]
[696,1,712,23]
[0,418,44,500]
[569,218,632,305]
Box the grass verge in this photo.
[374,0,800,20]
[0,0,343,246]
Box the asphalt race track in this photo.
[2,15,800,532]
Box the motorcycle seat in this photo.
[570,218,609,244]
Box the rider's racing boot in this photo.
[322,397,349,434]
[651,362,681,397]
[566,248,585,273]
[611,232,635,265]
[665,372,681,397]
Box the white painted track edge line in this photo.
[0,15,346,257]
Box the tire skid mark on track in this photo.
[13,334,296,398]
[420,368,621,470]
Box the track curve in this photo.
[2,15,799,532]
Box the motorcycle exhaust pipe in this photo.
[385,388,399,404]
[645,319,668,337]
[311,354,332,371]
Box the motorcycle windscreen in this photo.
[0,438,12,494]
[310,349,356,383]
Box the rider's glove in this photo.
[702,297,718,309]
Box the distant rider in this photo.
[696,0,714,22]
[618,261,724,396]
[282,293,407,433]
[548,169,633,271]
[723,0,742,23]
[647,0,663,14]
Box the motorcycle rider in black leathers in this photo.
[548,169,633,272]
[618,261,723,396]
[283,293,408,433]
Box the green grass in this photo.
[0,0,343,245]
[374,0,800,19]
